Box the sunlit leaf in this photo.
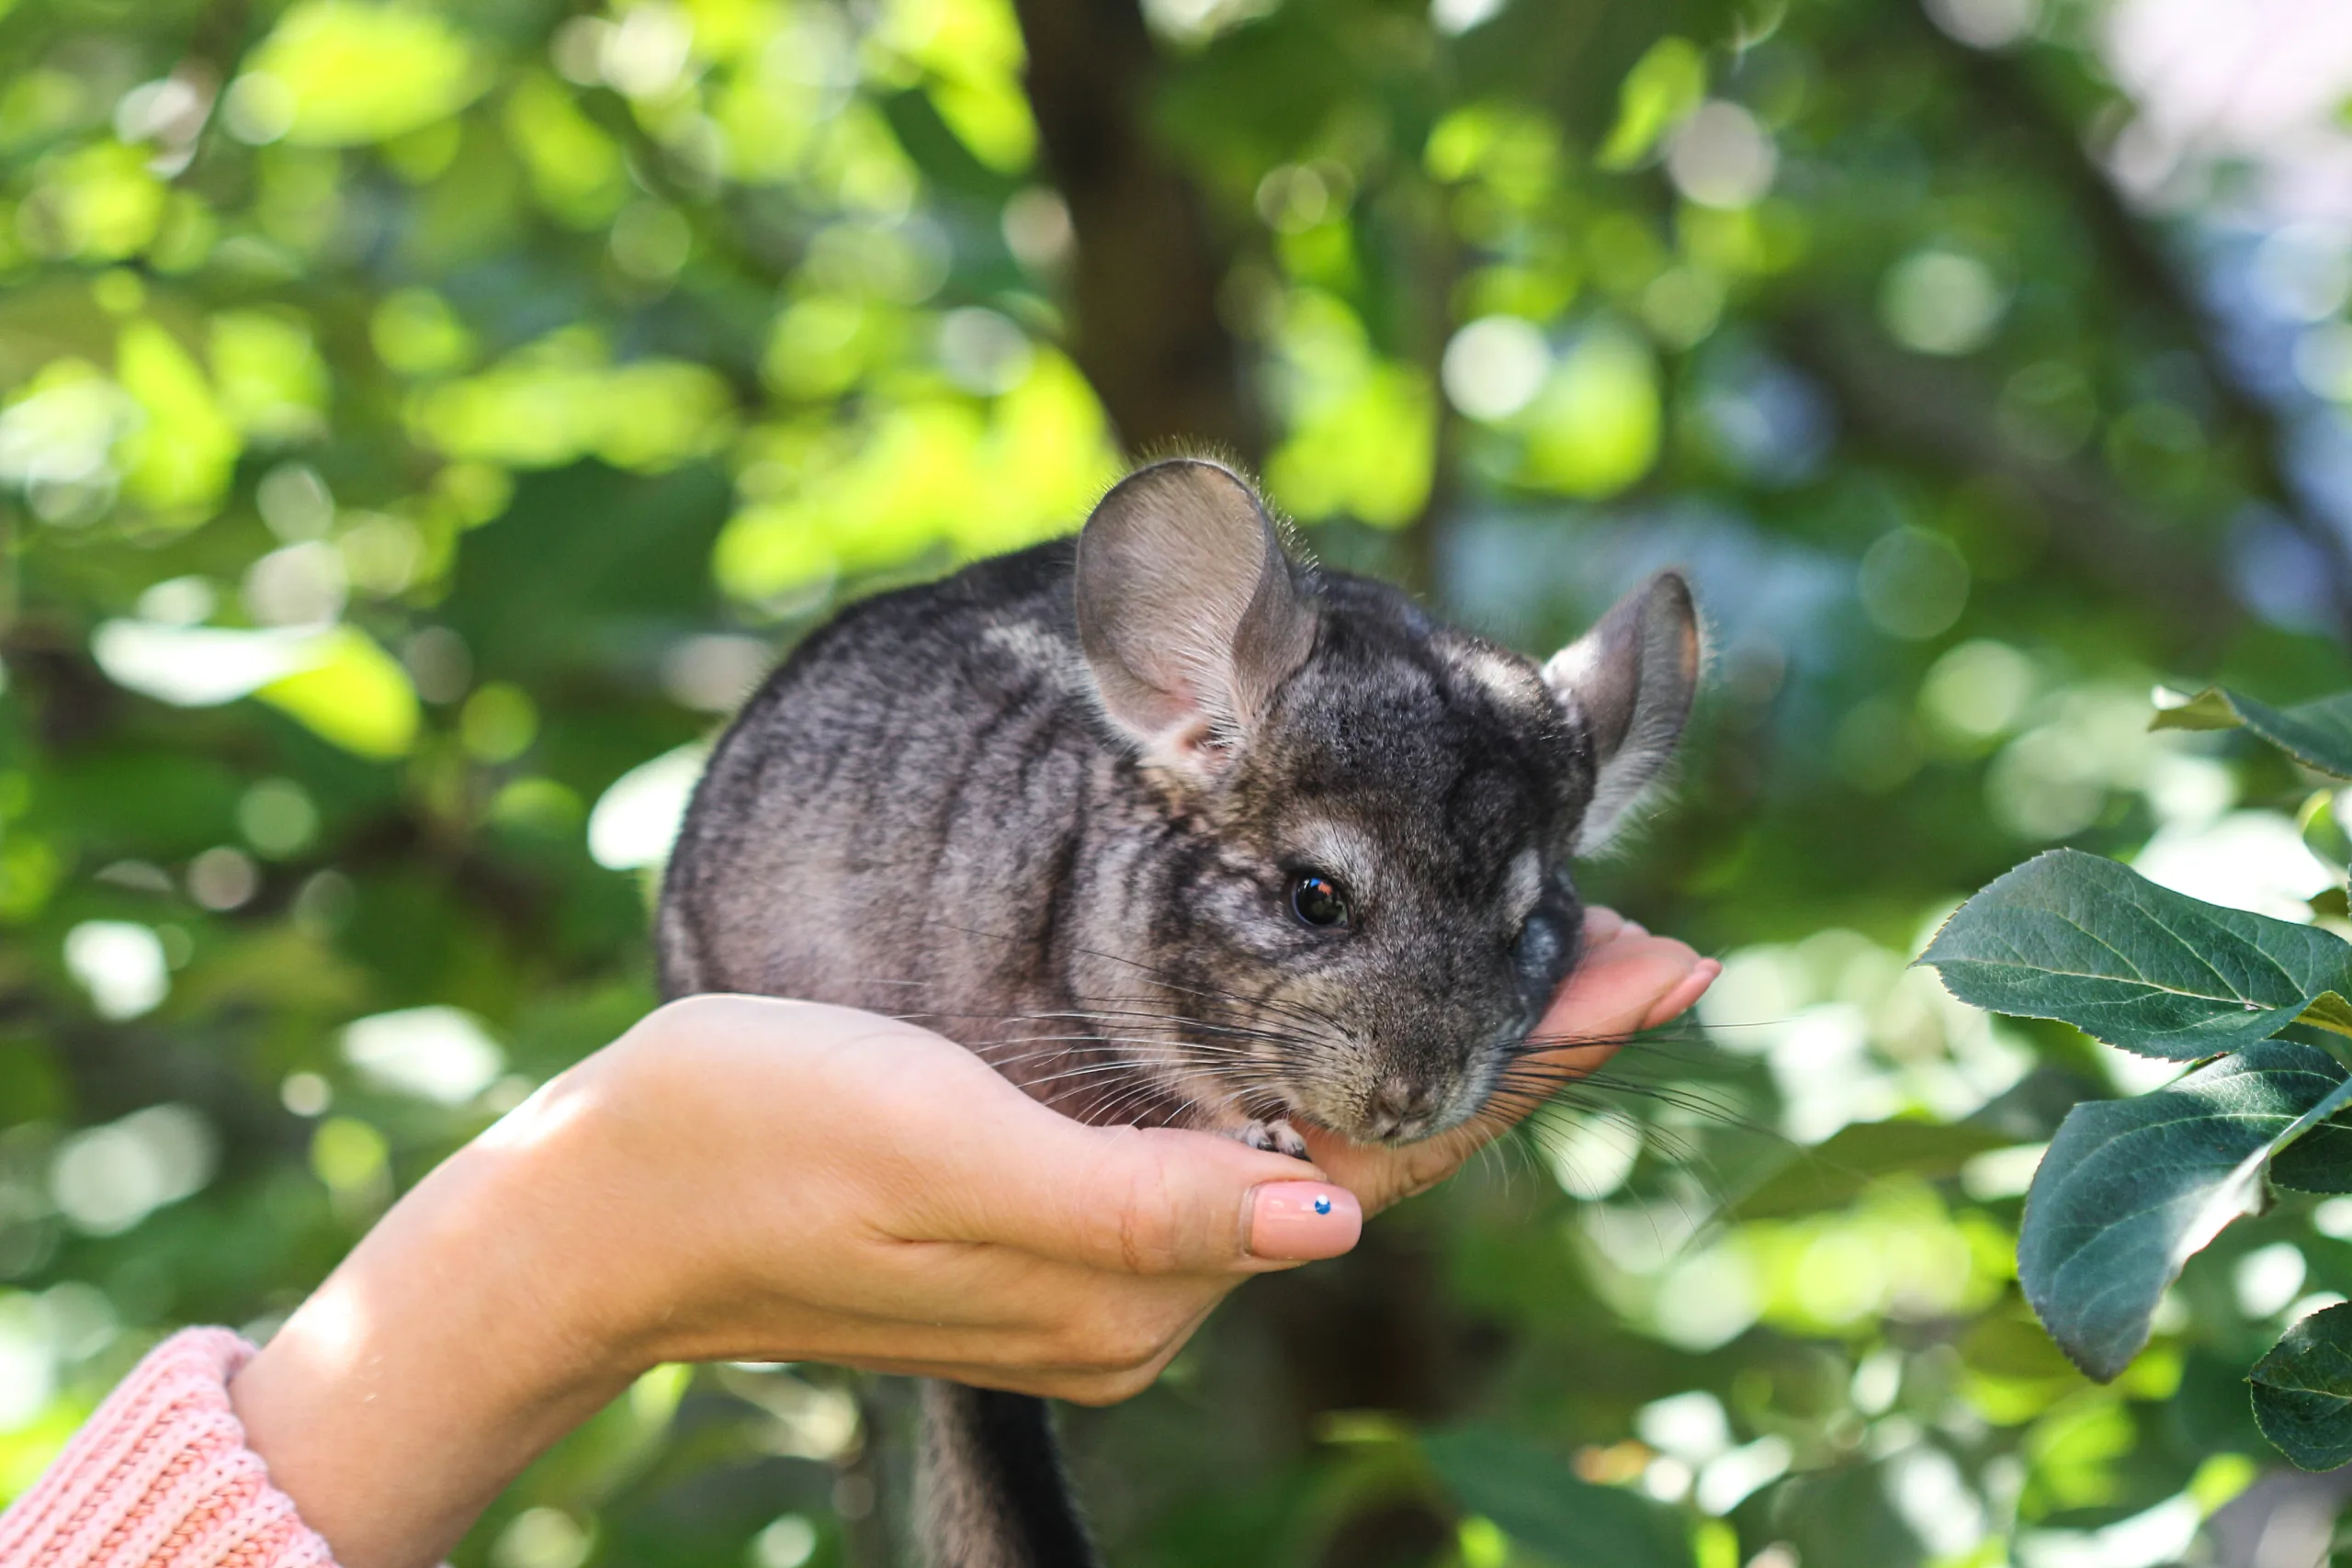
[1265,293,1436,527]
[1917,849,2352,1059]
[114,321,239,518]
[1517,325,1659,499]
[242,0,487,147]
[91,621,325,705]
[2019,1040,2352,1381]
[2151,686,2352,778]
[1725,1119,2018,1219]
[254,626,421,758]
[210,310,330,444]
[2250,1302,2352,1470]
[1597,37,1706,171]
[503,71,629,225]
[881,0,1038,172]
[1425,1428,1694,1568]
[407,333,736,472]
[35,141,165,260]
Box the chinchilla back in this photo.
[660,540,1122,1054]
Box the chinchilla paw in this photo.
[1238,1117,1311,1161]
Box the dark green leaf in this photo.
[2019,1041,2352,1381]
[2270,1099,2352,1193]
[2251,1303,2352,1470]
[1917,850,2352,1059]
[1423,1428,1694,1568]
[1724,1119,2018,1219]
[2152,687,2352,777]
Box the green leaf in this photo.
[2299,790,2352,871]
[1724,1118,2018,1219]
[2018,1040,2352,1381]
[2147,686,2245,730]
[1597,37,1706,170]
[2152,687,2352,777]
[1423,1428,1694,1568]
[243,0,488,148]
[2251,1303,2352,1469]
[2269,1087,2352,1193]
[1917,849,2352,1059]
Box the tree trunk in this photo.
[1009,0,1259,463]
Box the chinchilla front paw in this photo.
[1238,1117,1311,1161]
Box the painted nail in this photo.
[1249,1182,1362,1261]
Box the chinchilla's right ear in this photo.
[1543,570,1702,852]
[1075,457,1317,776]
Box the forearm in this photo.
[4,997,1385,1568]
[228,1116,641,1568]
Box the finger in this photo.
[741,1001,1364,1276]
[1531,933,1708,1053]
[1642,957,1721,1030]
[1582,905,1627,945]
[1298,1117,1487,1218]
[927,1122,1363,1276]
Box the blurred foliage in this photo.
[6,0,2352,1564]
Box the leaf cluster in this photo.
[1922,688,2352,1470]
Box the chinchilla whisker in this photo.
[1490,1069,1775,1141]
[977,1053,1273,1089]
[910,998,1306,1040]
[830,970,1313,1043]
[966,1036,1275,1066]
[1035,936,1349,1037]
[873,994,1334,1054]
[1088,1078,1207,1128]
[1524,1094,1650,1140]
[1006,1009,1314,1048]
[1572,1073,1759,1126]
[1517,1095,1706,1171]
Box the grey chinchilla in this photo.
[658,457,1701,1567]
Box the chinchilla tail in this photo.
[917,1380,1101,1568]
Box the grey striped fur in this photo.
[657,458,1699,1566]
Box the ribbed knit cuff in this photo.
[0,1327,338,1568]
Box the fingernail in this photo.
[1248,1182,1362,1260]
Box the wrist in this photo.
[231,1078,650,1568]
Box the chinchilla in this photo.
[658,457,1701,1568]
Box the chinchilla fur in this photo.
[657,457,1700,1568]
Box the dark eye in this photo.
[1289,872,1351,929]
[1514,909,1565,964]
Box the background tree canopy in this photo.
[6,0,2352,1563]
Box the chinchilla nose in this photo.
[1365,1075,1438,1140]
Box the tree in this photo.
[4,0,2351,1562]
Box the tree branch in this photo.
[1918,19,2352,646]
[1775,305,2243,659]
[1008,0,1257,461]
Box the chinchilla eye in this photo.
[1289,872,1351,929]
[1513,908,1566,969]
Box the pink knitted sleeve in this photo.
[0,1328,338,1568]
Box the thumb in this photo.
[934,1120,1363,1275]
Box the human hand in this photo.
[227,915,1713,1568]
[229,996,1359,1568]
[537,995,1363,1399]
[1300,907,1719,1214]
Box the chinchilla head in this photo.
[1071,458,1701,1146]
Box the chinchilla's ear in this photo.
[1543,570,1702,852]
[1075,458,1317,774]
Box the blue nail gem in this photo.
[1312,1194,1333,1216]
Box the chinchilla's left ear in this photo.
[1542,571,1702,852]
